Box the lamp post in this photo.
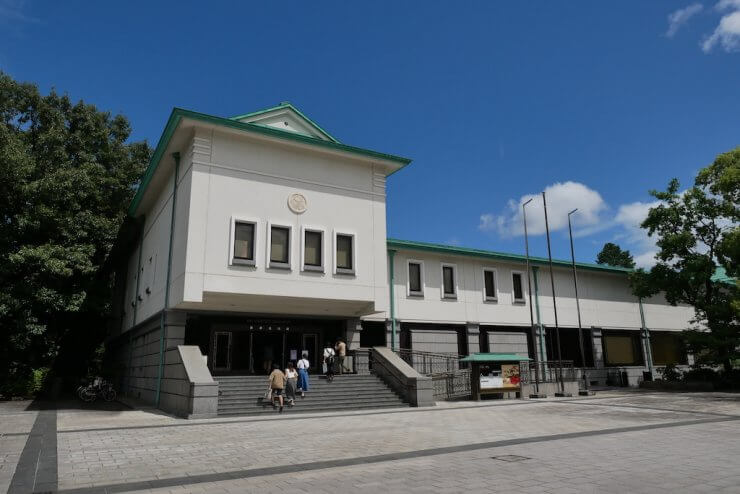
[568,209,593,396]
[523,199,545,398]
[543,192,570,396]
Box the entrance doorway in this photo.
[213,332,232,371]
[252,332,283,374]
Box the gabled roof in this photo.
[128,107,412,217]
[230,102,340,143]
[387,238,633,274]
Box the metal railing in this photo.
[394,348,471,400]
[519,360,577,385]
[395,348,468,375]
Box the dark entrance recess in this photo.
[184,314,343,375]
[360,321,387,347]
[544,327,594,367]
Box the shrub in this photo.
[683,367,720,383]
[660,363,683,382]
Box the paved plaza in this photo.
[1,390,739,493]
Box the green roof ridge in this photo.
[229,102,340,143]
[386,238,634,274]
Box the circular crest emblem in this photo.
[287,193,307,214]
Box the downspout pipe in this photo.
[128,217,146,395]
[388,249,397,351]
[155,152,180,407]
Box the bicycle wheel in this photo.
[102,387,116,402]
[80,386,97,403]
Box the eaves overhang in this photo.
[128,107,413,217]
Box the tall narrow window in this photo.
[408,262,423,296]
[483,269,497,301]
[233,222,255,264]
[303,229,323,270]
[442,264,456,298]
[336,233,354,273]
[270,225,290,267]
[512,272,524,303]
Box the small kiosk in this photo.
[461,353,531,400]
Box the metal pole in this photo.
[542,192,568,396]
[523,199,543,397]
[568,209,590,395]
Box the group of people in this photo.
[266,338,349,412]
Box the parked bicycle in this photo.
[77,378,116,403]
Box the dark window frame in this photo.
[232,220,256,266]
[269,224,291,269]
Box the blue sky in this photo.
[2,1,739,266]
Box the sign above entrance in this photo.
[288,193,307,214]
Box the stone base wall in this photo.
[109,310,217,418]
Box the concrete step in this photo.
[217,402,407,416]
[218,396,404,409]
[218,392,401,404]
[216,373,408,416]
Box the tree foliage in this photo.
[0,72,150,392]
[630,147,740,371]
[596,242,636,268]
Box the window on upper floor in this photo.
[483,269,497,301]
[303,228,323,271]
[269,224,291,269]
[512,271,525,303]
[335,233,355,274]
[230,218,257,267]
[408,261,423,296]
[441,263,457,299]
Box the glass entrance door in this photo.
[213,331,232,372]
[302,333,319,370]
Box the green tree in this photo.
[631,147,739,372]
[0,72,150,393]
[596,242,636,268]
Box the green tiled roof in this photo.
[387,238,633,274]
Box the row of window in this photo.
[230,217,355,274]
[406,260,526,303]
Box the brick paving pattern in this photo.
[1,390,738,493]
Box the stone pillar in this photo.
[466,323,480,355]
[591,328,604,369]
[385,319,394,349]
[535,325,548,362]
[345,318,362,351]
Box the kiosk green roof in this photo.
[460,353,532,362]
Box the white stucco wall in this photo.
[381,249,694,332]
[173,126,391,317]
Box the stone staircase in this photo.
[216,374,407,416]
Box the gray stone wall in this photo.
[486,330,529,357]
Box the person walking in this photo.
[335,338,348,374]
[285,361,298,406]
[297,352,310,398]
[268,364,286,413]
[323,343,336,382]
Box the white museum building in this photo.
[107,103,695,417]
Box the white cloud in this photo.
[614,200,662,268]
[479,181,608,238]
[702,10,740,51]
[666,3,704,37]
